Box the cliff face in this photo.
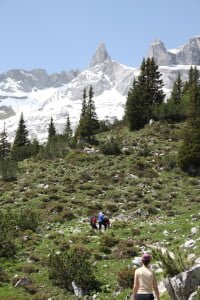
[165,264,200,300]
[148,36,200,66]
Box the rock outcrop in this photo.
[164,264,200,300]
[90,43,111,67]
[0,68,79,92]
[148,36,200,66]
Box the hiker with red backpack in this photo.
[90,216,98,229]
[98,212,111,230]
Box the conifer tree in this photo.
[10,113,31,161]
[64,115,73,139]
[170,72,184,105]
[184,66,200,91]
[0,124,11,160]
[145,57,165,107]
[178,72,200,174]
[180,66,200,118]
[75,87,99,141]
[125,58,164,130]
[81,88,87,118]
[159,73,185,121]
[48,117,56,140]
[125,79,148,130]
[13,113,30,147]
[86,86,99,137]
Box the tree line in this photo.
[1,58,200,179]
[125,58,200,175]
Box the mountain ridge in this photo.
[1,37,200,142]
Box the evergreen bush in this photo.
[0,210,17,258]
[100,234,119,248]
[0,159,18,181]
[38,136,68,159]
[100,137,121,155]
[117,266,135,289]
[178,118,200,175]
[195,288,200,300]
[0,267,9,283]
[48,244,100,292]
[16,208,39,232]
[152,247,193,277]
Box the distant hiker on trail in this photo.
[132,253,160,300]
[102,216,110,230]
[98,211,105,230]
[98,212,111,230]
[90,216,98,229]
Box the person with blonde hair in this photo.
[132,253,160,300]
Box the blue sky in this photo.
[0,0,200,73]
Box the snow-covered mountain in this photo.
[1,38,200,142]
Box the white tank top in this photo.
[135,266,154,294]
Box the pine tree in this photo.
[13,113,30,147]
[125,58,164,130]
[170,72,184,105]
[159,73,185,121]
[0,124,11,160]
[81,88,87,118]
[48,117,56,140]
[181,67,200,118]
[86,86,99,138]
[145,57,165,107]
[185,66,200,90]
[125,79,148,130]
[10,113,31,161]
[64,115,73,139]
[75,87,99,141]
[178,75,200,174]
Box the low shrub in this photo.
[112,240,138,259]
[98,244,112,254]
[37,136,68,160]
[152,247,193,277]
[196,288,200,300]
[0,210,17,258]
[23,283,38,294]
[131,228,141,236]
[147,206,159,215]
[16,208,39,232]
[16,264,38,274]
[117,266,135,289]
[100,138,121,155]
[31,294,50,300]
[112,221,127,229]
[0,159,18,181]
[0,267,9,283]
[100,234,119,248]
[163,154,177,171]
[57,211,75,222]
[48,244,100,293]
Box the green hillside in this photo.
[0,121,199,300]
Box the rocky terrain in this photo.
[0,121,199,299]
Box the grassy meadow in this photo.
[0,121,200,300]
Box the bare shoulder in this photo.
[135,267,142,274]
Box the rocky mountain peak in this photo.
[148,38,175,66]
[151,38,166,48]
[90,43,111,67]
[148,36,200,66]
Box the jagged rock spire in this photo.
[90,43,111,67]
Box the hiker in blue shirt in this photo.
[98,212,105,230]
